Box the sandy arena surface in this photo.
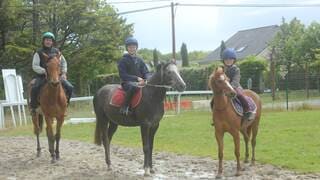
[0,137,319,180]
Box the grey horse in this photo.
[94,62,186,176]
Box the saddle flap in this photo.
[110,87,142,108]
[231,96,257,117]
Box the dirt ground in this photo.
[0,137,319,180]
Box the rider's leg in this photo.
[61,79,73,104]
[235,88,253,120]
[120,83,138,116]
[30,76,46,114]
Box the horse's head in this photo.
[42,52,61,87]
[157,62,186,92]
[209,67,236,98]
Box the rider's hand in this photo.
[137,77,145,86]
[61,74,67,80]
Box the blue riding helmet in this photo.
[222,48,237,60]
[125,37,138,47]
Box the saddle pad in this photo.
[231,96,257,116]
[110,87,142,108]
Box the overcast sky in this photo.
[110,0,320,53]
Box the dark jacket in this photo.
[117,53,151,82]
[37,47,60,69]
[225,64,242,88]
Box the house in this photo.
[200,25,280,64]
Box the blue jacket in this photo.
[117,53,151,82]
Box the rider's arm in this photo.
[60,54,67,74]
[230,66,241,88]
[32,53,46,74]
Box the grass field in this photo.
[1,110,320,173]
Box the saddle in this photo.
[110,87,142,108]
[231,96,257,117]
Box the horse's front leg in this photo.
[232,131,241,176]
[140,124,151,176]
[32,113,41,157]
[149,123,159,174]
[55,116,64,160]
[214,128,224,179]
[45,116,56,163]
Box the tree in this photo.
[0,0,133,96]
[180,43,189,67]
[153,48,159,67]
[219,40,226,60]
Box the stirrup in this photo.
[120,106,131,116]
[243,112,254,121]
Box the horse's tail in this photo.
[94,93,107,146]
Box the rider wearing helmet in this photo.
[222,48,254,121]
[30,32,73,114]
[117,37,151,115]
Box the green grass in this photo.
[1,110,320,173]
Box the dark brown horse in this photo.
[94,62,186,176]
[29,53,67,163]
[208,67,261,178]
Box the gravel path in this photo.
[0,137,319,180]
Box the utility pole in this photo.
[270,46,276,101]
[171,2,176,62]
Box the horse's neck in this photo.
[144,73,167,100]
[213,91,229,111]
[46,84,64,103]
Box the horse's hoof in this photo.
[235,171,241,176]
[36,152,41,157]
[215,174,222,179]
[107,165,112,171]
[144,168,151,176]
[244,159,249,163]
[150,168,155,174]
[51,159,56,164]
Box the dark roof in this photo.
[201,25,280,64]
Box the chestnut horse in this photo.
[29,52,67,163]
[208,67,261,178]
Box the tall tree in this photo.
[153,48,159,67]
[219,40,226,60]
[181,43,189,67]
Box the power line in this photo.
[118,4,171,15]
[108,0,172,4]
[178,3,320,8]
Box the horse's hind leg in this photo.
[55,116,64,160]
[108,122,118,143]
[241,127,251,163]
[251,122,259,165]
[101,117,111,169]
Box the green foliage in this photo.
[0,0,133,96]
[239,56,267,92]
[180,62,220,90]
[180,43,189,67]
